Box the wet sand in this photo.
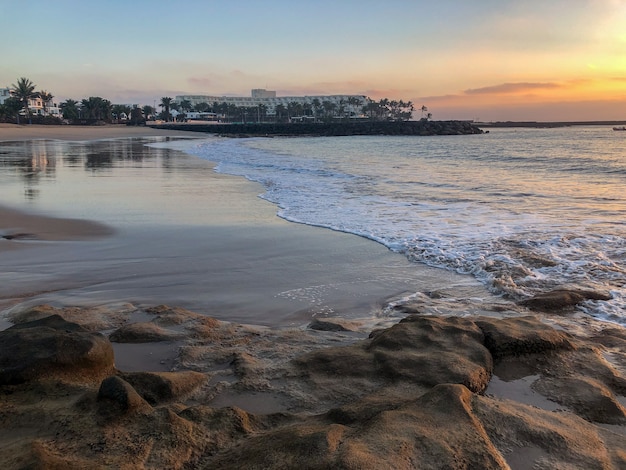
[0,123,205,141]
[0,125,487,328]
[0,204,114,250]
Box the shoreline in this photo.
[0,125,482,330]
[0,123,207,141]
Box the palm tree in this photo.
[111,104,131,122]
[179,99,192,113]
[1,97,23,123]
[287,101,302,121]
[321,100,337,121]
[257,103,267,123]
[142,105,155,120]
[195,102,210,113]
[274,104,287,123]
[60,99,80,120]
[81,97,111,121]
[159,97,173,122]
[311,98,321,122]
[38,90,53,115]
[347,96,362,118]
[11,77,38,124]
[302,102,313,118]
[362,99,379,120]
[420,105,428,119]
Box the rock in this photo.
[0,315,115,385]
[533,376,626,424]
[308,318,354,332]
[231,352,264,380]
[2,305,626,469]
[205,385,507,470]
[97,375,151,413]
[9,304,133,332]
[296,315,493,394]
[6,304,58,325]
[474,393,626,469]
[145,304,219,328]
[1,232,36,240]
[109,321,184,343]
[157,120,485,137]
[8,313,86,332]
[475,315,576,359]
[118,371,206,405]
[519,289,611,312]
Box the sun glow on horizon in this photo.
[1,0,625,121]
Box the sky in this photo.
[1,0,625,121]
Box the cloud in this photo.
[464,82,563,95]
[188,77,213,88]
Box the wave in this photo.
[180,134,626,325]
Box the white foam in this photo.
[172,131,626,325]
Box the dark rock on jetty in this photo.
[149,120,484,137]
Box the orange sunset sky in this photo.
[1,0,625,121]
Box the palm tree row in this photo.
[0,76,158,125]
[163,96,421,124]
[1,76,425,125]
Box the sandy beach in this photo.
[0,124,624,469]
[0,122,206,141]
[0,124,203,250]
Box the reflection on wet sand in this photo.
[0,136,481,328]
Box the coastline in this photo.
[0,125,478,328]
[0,125,624,469]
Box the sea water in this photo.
[178,126,626,324]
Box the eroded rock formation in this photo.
[0,304,624,469]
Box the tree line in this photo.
[0,77,426,125]
[158,96,418,123]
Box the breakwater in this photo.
[148,120,484,137]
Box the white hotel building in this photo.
[174,89,367,117]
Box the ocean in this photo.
[175,126,626,325]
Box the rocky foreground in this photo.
[1,291,625,469]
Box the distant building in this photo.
[0,87,10,105]
[0,86,61,118]
[175,89,367,118]
[251,88,276,98]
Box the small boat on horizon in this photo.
[613,126,626,131]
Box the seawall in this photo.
[148,120,484,137]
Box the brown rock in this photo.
[475,393,626,469]
[119,370,206,405]
[97,375,152,414]
[308,318,355,332]
[534,376,626,424]
[476,315,576,359]
[296,315,493,394]
[205,385,508,470]
[519,289,611,312]
[0,315,115,385]
[109,321,184,343]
